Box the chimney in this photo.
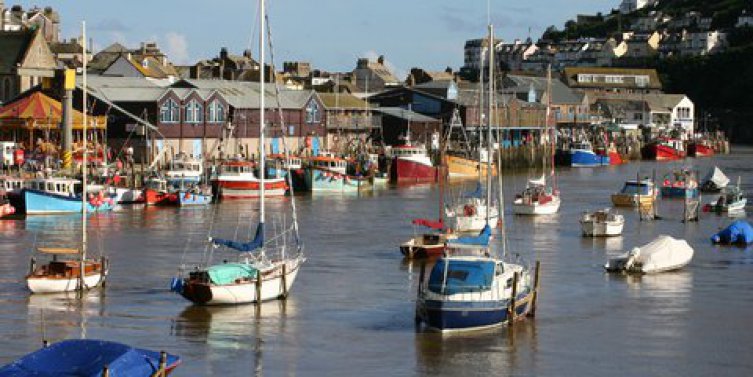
[377,55,385,65]
[220,47,228,60]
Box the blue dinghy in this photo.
[711,220,753,245]
[0,339,181,376]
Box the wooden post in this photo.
[508,272,519,326]
[280,263,288,299]
[255,273,262,305]
[102,365,110,377]
[29,257,36,275]
[417,262,426,298]
[529,261,541,318]
[100,256,107,288]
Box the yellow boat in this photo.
[611,180,657,207]
[445,154,496,179]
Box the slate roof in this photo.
[376,107,440,122]
[502,75,585,105]
[0,30,34,73]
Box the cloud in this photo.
[92,19,130,33]
[163,32,190,65]
[362,50,407,82]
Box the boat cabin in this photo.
[391,146,427,158]
[0,176,24,194]
[144,178,168,192]
[218,161,256,176]
[268,154,303,170]
[309,157,347,174]
[620,180,655,195]
[427,258,499,295]
[571,141,593,151]
[26,178,80,197]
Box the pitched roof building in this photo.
[0,28,56,103]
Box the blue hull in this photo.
[177,190,212,206]
[660,186,700,199]
[570,150,610,167]
[24,189,115,215]
[418,296,530,331]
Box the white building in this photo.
[680,31,727,56]
[619,0,656,14]
[737,11,753,27]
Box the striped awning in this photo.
[0,91,106,130]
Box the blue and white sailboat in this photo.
[415,24,537,332]
[172,0,304,306]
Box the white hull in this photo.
[724,199,747,212]
[219,187,287,198]
[446,206,499,232]
[203,259,302,305]
[513,196,561,215]
[27,272,105,294]
[581,220,624,237]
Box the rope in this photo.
[265,9,302,252]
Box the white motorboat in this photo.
[707,178,746,212]
[604,235,694,274]
[580,209,624,237]
[512,176,561,215]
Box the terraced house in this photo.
[76,76,326,163]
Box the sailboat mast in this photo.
[544,64,552,180]
[486,24,494,225]
[259,0,266,229]
[80,21,88,291]
[547,64,556,188]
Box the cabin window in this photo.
[160,98,180,123]
[185,99,203,123]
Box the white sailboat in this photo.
[444,76,498,232]
[512,65,561,215]
[26,22,108,294]
[173,0,304,305]
[415,25,537,332]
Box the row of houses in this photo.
[486,8,753,73]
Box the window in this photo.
[305,101,320,124]
[208,100,225,123]
[185,99,203,123]
[160,98,179,123]
[633,112,643,121]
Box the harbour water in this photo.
[0,148,752,376]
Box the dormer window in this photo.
[160,98,179,123]
[185,99,203,123]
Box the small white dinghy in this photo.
[580,208,624,237]
[604,235,694,274]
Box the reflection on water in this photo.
[0,148,752,375]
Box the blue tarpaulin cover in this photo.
[448,224,492,246]
[212,223,264,252]
[464,182,485,198]
[711,220,753,245]
[0,339,180,377]
[427,259,495,295]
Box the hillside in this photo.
[542,0,753,142]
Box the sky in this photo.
[14,0,613,77]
